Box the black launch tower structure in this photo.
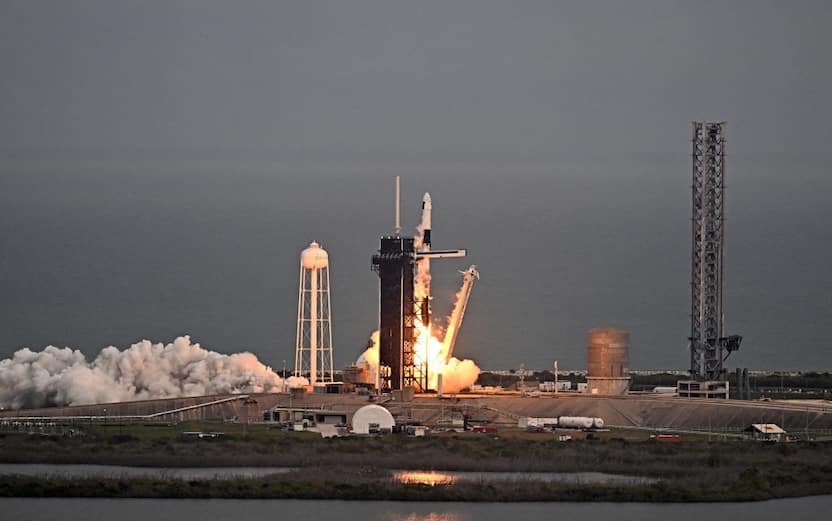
[372,236,419,392]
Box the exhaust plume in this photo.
[0,336,306,410]
[356,329,480,393]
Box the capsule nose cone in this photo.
[422,192,432,209]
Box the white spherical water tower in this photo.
[294,241,334,385]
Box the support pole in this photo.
[395,176,401,237]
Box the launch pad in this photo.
[371,178,468,392]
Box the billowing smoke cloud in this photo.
[437,357,480,393]
[355,331,379,385]
[0,336,306,410]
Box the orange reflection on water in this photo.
[388,514,463,521]
[393,470,457,486]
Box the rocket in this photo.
[419,193,432,326]
[421,192,431,247]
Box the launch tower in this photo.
[372,235,418,391]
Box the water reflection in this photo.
[393,471,458,486]
[392,470,657,486]
[384,514,463,521]
[2,497,831,521]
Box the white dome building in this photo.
[351,404,395,434]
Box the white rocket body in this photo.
[419,192,432,327]
[421,192,432,246]
[420,193,432,276]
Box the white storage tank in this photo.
[557,416,603,430]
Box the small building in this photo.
[268,408,347,426]
[405,425,428,437]
[677,380,729,399]
[745,423,787,442]
[313,382,349,394]
[518,417,558,429]
[653,386,678,395]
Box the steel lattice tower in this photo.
[372,236,419,392]
[689,122,727,380]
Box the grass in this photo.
[2,422,832,501]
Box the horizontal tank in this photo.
[557,416,594,429]
[587,328,629,378]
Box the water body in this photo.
[0,463,295,480]
[0,464,652,485]
[1,497,830,521]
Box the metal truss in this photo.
[689,121,727,380]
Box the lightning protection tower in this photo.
[688,122,741,384]
[294,241,334,385]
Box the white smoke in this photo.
[438,357,480,393]
[0,336,306,410]
[356,330,480,394]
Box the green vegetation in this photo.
[476,371,586,388]
[2,422,832,500]
[477,370,832,399]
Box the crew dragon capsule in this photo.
[421,192,432,246]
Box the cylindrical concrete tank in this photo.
[586,328,631,395]
[587,328,629,377]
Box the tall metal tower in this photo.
[689,122,740,380]
[372,235,418,392]
[294,241,334,385]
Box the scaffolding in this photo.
[689,122,740,381]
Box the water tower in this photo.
[294,241,334,385]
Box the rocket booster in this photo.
[419,192,432,327]
[421,192,432,246]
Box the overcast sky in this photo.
[1,1,830,371]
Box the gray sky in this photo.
[1,1,830,371]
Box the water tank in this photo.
[586,328,631,395]
[300,241,329,270]
[587,328,629,377]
